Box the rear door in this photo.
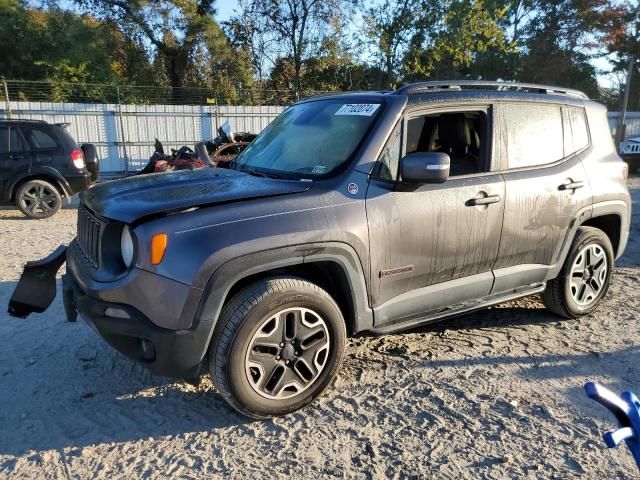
[366,104,506,327]
[0,126,31,201]
[491,102,592,293]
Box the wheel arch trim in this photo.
[192,242,373,354]
[10,168,72,201]
[548,200,629,279]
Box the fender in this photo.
[546,200,629,280]
[9,166,72,200]
[192,242,373,352]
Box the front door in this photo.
[366,105,505,327]
[0,126,31,201]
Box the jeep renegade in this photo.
[9,81,631,418]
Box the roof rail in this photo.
[395,80,589,99]
[0,118,47,124]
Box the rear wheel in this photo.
[209,277,346,418]
[542,227,614,318]
[16,180,62,219]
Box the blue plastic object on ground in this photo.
[585,381,640,469]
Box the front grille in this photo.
[77,206,102,268]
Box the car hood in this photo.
[80,168,313,223]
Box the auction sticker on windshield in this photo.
[335,104,380,116]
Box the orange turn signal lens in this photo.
[150,233,167,265]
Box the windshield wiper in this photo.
[242,167,282,179]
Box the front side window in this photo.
[503,103,564,169]
[405,110,489,176]
[234,100,382,178]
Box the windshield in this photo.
[233,100,382,178]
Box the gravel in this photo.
[0,177,639,479]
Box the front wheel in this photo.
[542,227,614,318]
[209,277,346,418]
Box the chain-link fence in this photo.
[0,79,336,106]
[0,80,326,175]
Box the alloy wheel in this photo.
[19,184,58,216]
[245,307,330,400]
[569,244,608,306]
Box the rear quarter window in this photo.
[24,127,58,149]
[565,107,589,155]
[503,103,564,169]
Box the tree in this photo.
[600,1,640,111]
[401,0,513,81]
[516,0,606,97]
[0,0,157,101]
[75,0,220,92]
[231,0,347,95]
[224,0,277,83]
[360,0,432,89]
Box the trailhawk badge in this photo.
[347,183,359,195]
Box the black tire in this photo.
[16,179,62,219]
[209,277,346,419]
[542,227,614,318]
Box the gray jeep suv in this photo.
[9,81,631,418]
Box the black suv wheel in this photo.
[209,277,346,418]
[542,227,614,318]
[16,179,62,219]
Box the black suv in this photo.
[0,120,98,218]
[9,81,631,418]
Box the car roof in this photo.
[0,119,50,126]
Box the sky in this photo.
[215,1,239,22]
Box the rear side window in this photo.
[565,107,589,155]
[24,127,58,149]
[0,127,28,153]
[503,103,564,169]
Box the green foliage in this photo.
[0,0,157,100]
[401,0,514,81]
[0,0,635,105]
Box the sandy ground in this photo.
[1,179,640,479]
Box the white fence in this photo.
[0,102,284,174]
[608,112,640,139]
[2,101,639,174]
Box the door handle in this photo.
[10,154,24,160]
[466,194,501,206]
[559,180,585,191]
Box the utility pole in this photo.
[616,55,636,153]
[615,2,640,153]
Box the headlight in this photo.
[121,225,134,268]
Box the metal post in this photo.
[616,55,636,153]
[115,86,130,176]
[214,97,220,134]
[3,80,11,119]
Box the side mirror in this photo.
[400,152,450,184]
